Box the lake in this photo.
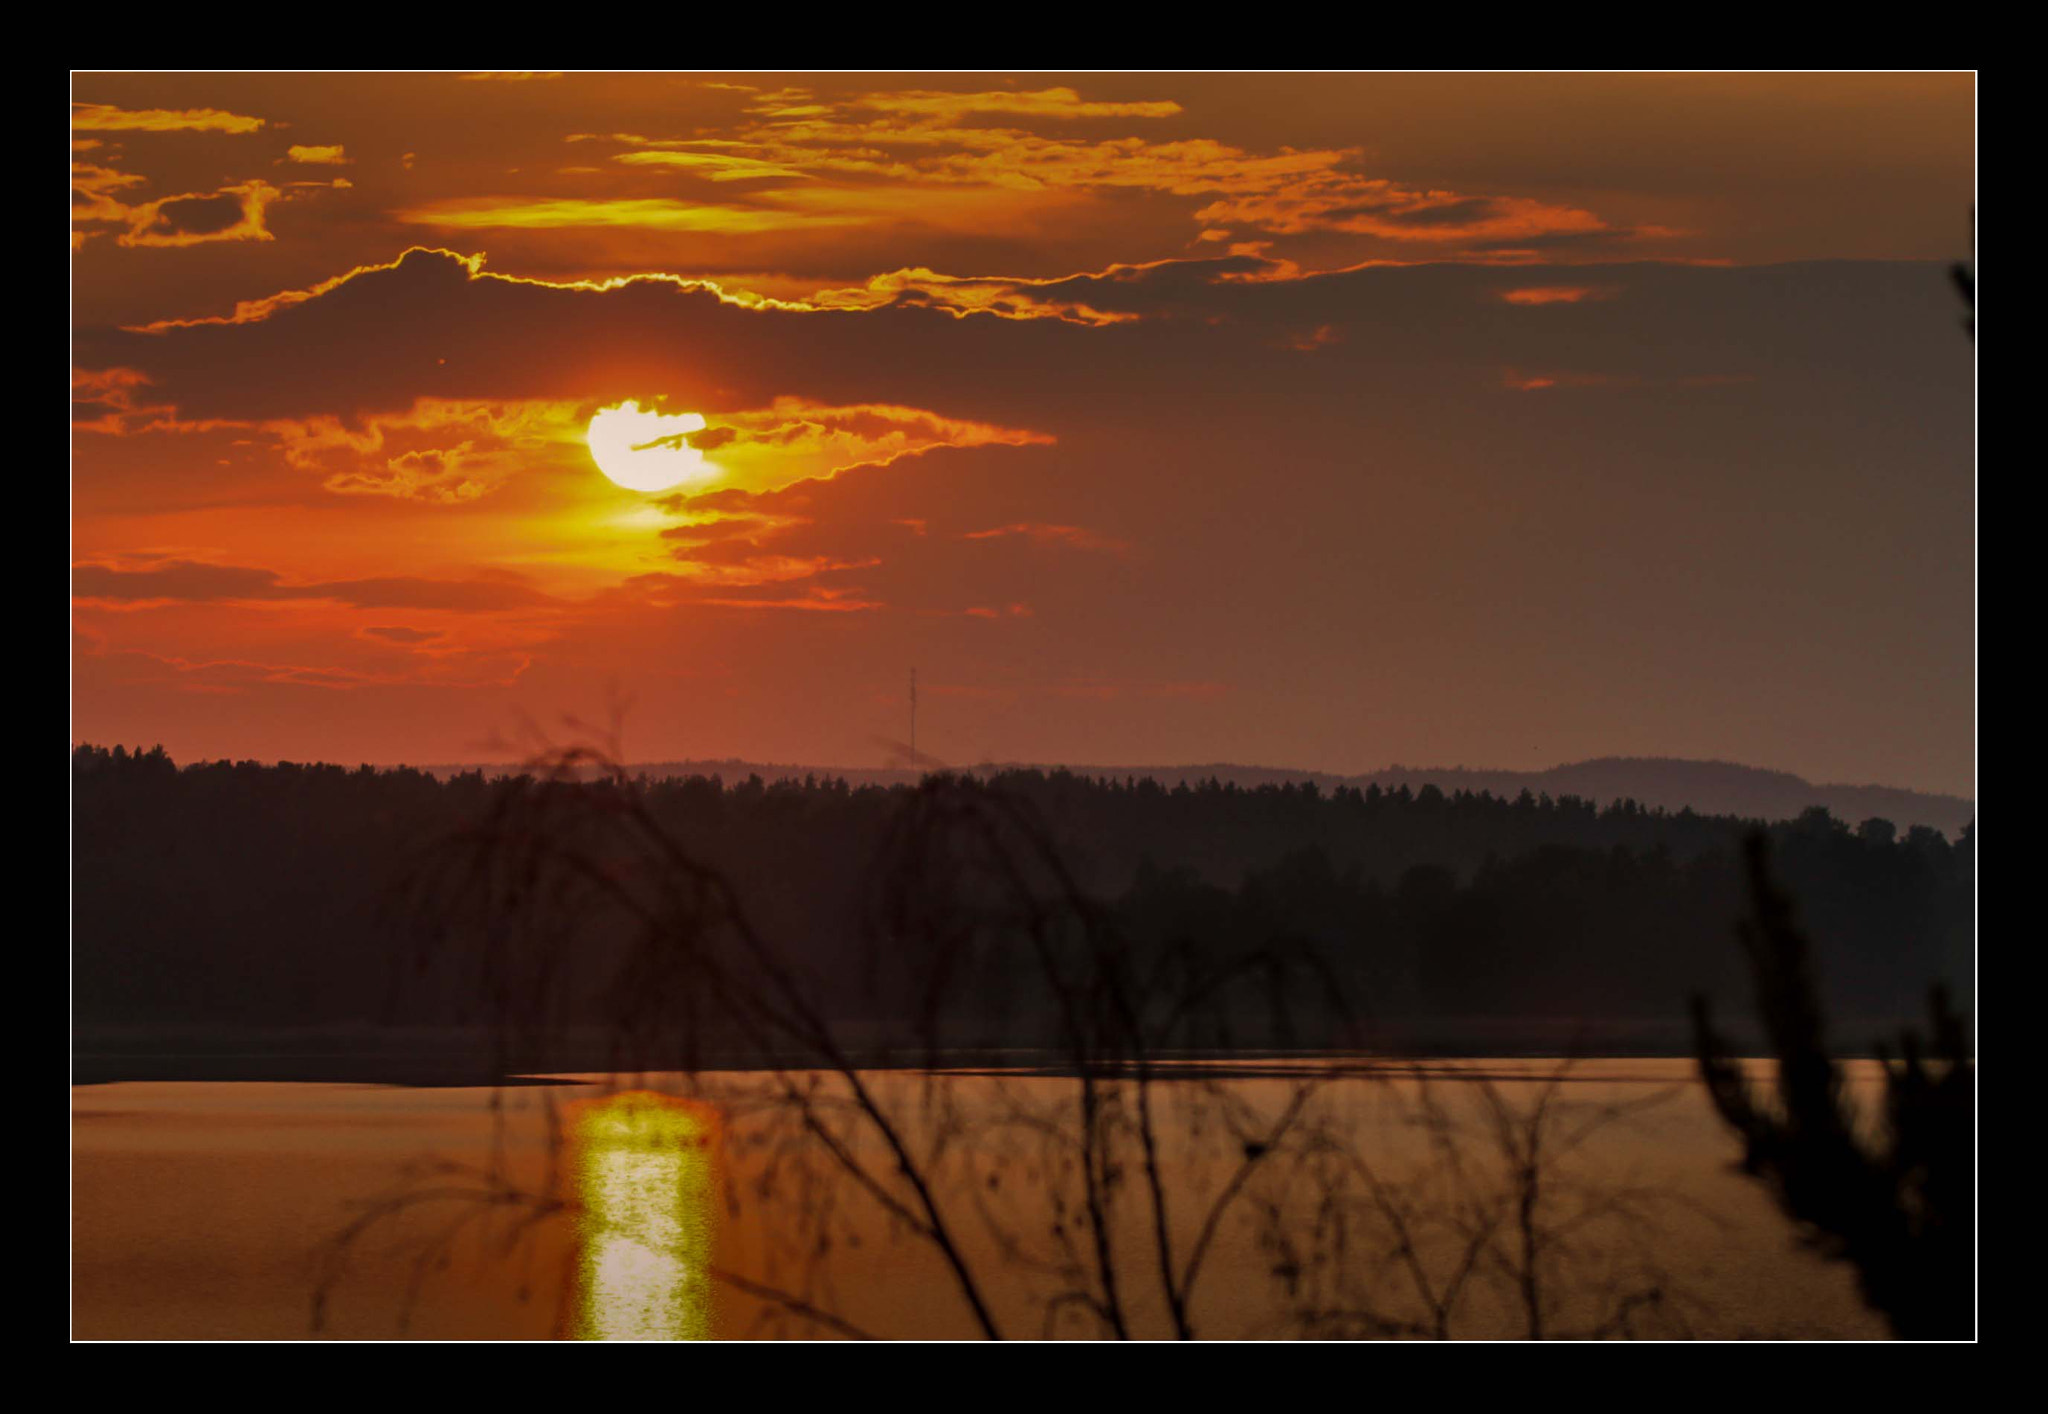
[71,1059,1891,1340]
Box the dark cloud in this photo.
[81,246,1965,437]
[143,192,246,238]
[686,425,738,451]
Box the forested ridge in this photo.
[71,745,1973,1048]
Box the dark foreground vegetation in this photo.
[1695,835,1974,1339]
[72,743,1972,1057]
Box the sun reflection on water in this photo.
[570,1091,717,1340]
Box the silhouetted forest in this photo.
[71,745,1972,1053]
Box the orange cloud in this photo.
[70,160,145,229]
[680,400,1055,496]
[112,243,1287,351]
[114,180,282,248]
[118,247,784,335]
[392,197,852,236]
[640,403,1058,590]
[848,88,1184,122]
[607,149,814,182]
[71,366,158,433]
[1194,188,1611,245]
[260,397,580,502]
[1499,285,1620,305]
[666,553,880,587]
[807,267,1143,327]
[70,102,264,133]
[962,523,1126,552]
[550,84,1651,270]
[285,144,351,166]
[71,126,321,251]
[82,372,1054,513]
[119,248,492,332]
[71,365,253,436]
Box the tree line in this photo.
[71,744,1971,1047]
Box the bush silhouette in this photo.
[1692,832,1973,1339]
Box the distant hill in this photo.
[1350,759,1973,836]
[416,754,1972,836]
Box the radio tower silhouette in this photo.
[909,667,918,768]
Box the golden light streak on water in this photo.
[570,1091,717,1340]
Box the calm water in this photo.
[71,1060,1891,1340]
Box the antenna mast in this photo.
[909,667,918,766]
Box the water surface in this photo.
[71,1059,1890,1340]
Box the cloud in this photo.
[665,553,880,587]
[392,197,851,235]
[71,235,1908,678]
[1499,285,1620,306]
[671,399,1055,496]
[117,248,501,332]
[805,266,1145,327]
[610,574,884,613]
[608,150,814,182]
[848,88,1184,122]
[70,160,146,230]
[84,244,1876,450]
[69,98,352,251]
[1279,323,1342,353]
[285,144,351,166]
[71,153,333,250]
[961,523,1126,552]
[117,181,282,247]
[1192,187,1616,247]
[71,366,159,433]
[71,365,255,437]
[260,397,578,502]
[90,647,534,693]
[118,241,1275,339]
[613,402,1059,591]
[1500,368,1755,391]
[77,361,1053,511]
[548,84,1652,267]
[78,245,1089,431]
[70,102,264,133]
[72,559,558,611]
[71,375,574,500]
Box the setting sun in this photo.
[588,400,716,493]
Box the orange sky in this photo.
[71,73,1976,793]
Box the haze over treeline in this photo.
[73,745,1972,1058]
[413,755,1974,837]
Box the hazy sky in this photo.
[70,72,1976,793]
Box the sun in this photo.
[587,401,718,493]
